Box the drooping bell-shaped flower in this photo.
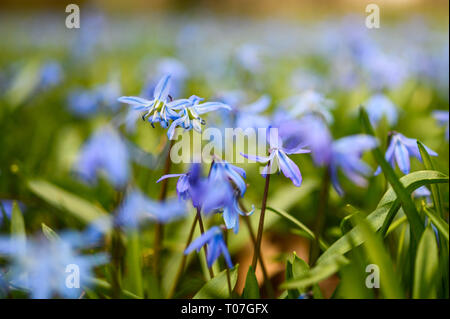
[184,226,233,268]
[75,127,130,188]
[330,135,378,196]
[364,93,398,127]
[375,132,437,175]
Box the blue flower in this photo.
[0,232,108,299]
[116,190,187,228]
[275,115,333,166]
[156,163,206,209]
[241,128,310,187]
[68,78,121,117]
[184,226,233,268]
[365,93,398,127]
[209,160,248,196]
[39,61,63,89]
[118,74,176,128]
[166,95,231,139]
[375,132,437,175]
[75,127,130,188]
[235,95,271,130]
[142,58,188,99]
[413,186,432,204]
[433,110,449,141]
[282,90,335,124]
[330,135,378,196]
[201,160,253,233]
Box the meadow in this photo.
[0,7,448,299]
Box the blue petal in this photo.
[184,226,222,255]
[394,141,410,174]
[153,75,171,101]
[195,102,231,115]
[277,150,302,187]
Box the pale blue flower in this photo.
[156,163,206,209]
[282,90,335,124]
[365,94,398,127]
[39,61,63,89]
[75,127,130,188]
[235,95,271,130]
[118,75,176,128]
[241,127,310,187]
[142,58,188,99]
[68,78,121,117]
[330,135,378,196]
[0,233,108,299]
[184,226,233,268]
[375,132,437,175]
[116,190,187,228]
[166,95,231,139]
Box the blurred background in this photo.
[0,0,448,298]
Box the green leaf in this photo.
[124,231,144,297]
[318,170,448,265]
[41,223,60,241]
[351,213,404,299]
[413,227,439,298]
[417,141,444,218]
[242,266,260,299]
[267,206,329,251]
[86,278,142,299]
[282,255,348,290]
[422,206,449,242]
[360,107,424,244]
[284,171,448,290]
[194,265,239,299]
[28,180,110,225]
[10,201,26,239]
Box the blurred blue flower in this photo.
[375,132,437,175]
[433,110,449,141]
[142,58,189,99]
[276,115,333,166]
[0,233,108,299]
[68,78,121,117]
[184,226,233,268]
[282,90,335,124]
[241,128,310,187]
[413,186,432,204]
[39,61,63,89]
[365,94,398,127]
[166,95,231,139]
[330,135,378,196]
[118,74,176,128]
[116,190,187,228]
[235,95,271,130]
[75,127,130,188]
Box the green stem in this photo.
[197,207,215,279]
[309,168,330,266]
[224,228,232,298]
[166,214,199,299]
[251,172,271,271]
[153,139,175,282]
[241,201,274,298]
